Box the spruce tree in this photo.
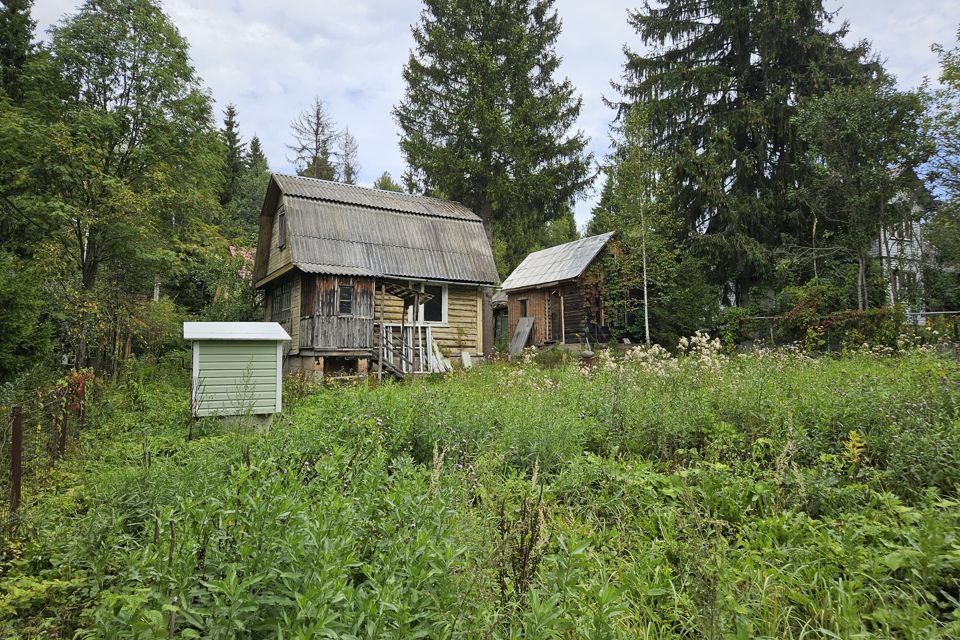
[0,0,35,102]
[220,103,245,206]
[393,0,592,272]
[224,133,270,238]
[618,0,873,303]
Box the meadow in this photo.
[2,339,960,638]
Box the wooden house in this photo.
[500,232,614,348]
[252,174,499,378]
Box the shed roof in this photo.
[500,232,614,292]
[183,322,291,342]
[254,174,499,285]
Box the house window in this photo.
[423,285,444,322]
[271,280,292,331]
[278,207,286,249]
[408,282,448,324]
[338,284,354,316]
[518,299,528,317]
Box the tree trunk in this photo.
[479,203,496,356]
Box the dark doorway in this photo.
[549,290,562,343]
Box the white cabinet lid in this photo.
[183,322,291,341]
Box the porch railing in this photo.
[377,323,435,374]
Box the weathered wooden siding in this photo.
[559,280,594,343]
[436,285,481,354]
[265,199,291,278]
[299,275,375,351]
[507,289,549,346]
[195,341,277,416]
[506,281,603,347]
[289,275,301,354]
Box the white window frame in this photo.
[407,281,448,325]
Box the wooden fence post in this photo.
[10,406,22,515]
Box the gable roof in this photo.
[500,232,614,292]
[253,174,499,285]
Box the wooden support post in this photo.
[10,406,22,515]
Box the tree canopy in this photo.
[394,0,593,274]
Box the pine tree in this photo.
[0,0,35,102]
[618,0,873,304]
[393,0,592,272]
[288,96,338,181]
[220,103,245,206]
[337,127,360,184]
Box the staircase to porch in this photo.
[371,323,437,380]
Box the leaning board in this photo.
[509,317,535,356]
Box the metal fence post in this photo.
[10,406,22,515]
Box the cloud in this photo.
[32,0,960,229]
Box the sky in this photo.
[32,0,960,229]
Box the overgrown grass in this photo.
[2,345,960,638]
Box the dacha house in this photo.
[499,232,614,349]
[252,174,499,378]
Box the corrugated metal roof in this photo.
[500,232,614,291]
[284,197,498,284]
[255,174,499,285]
[273,173,482,222]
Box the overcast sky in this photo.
[32,0,960,228]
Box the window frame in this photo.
[518,298,528,318]
[277,206,287,249]
[407,281,448,325]
[271,279,293,331]
[337,284,355,316]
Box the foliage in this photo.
[617,0,874,302]
[926,28,960,309]
[394,0,593,274]
[591,107,718,346]
[373,170,403,192]
[793,78,931,309]
[337,127,360,185]
[0,0,35,102]
[218,103,245,208]
[3,347,960,637]
[0,250,52,380]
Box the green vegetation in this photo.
[4,345,960,638]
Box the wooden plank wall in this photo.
[265,200,292,277]
[559,280,593,344]
[196,341,277,416]
[506,289,549,346]
[263,273,300,354]
[373,283,482,356]
[299,274,375,350]
[506,281,603,347]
